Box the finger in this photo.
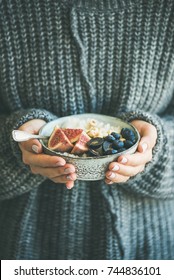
[66,181,74,189]
[30,164,76,178]
[117,149,152,167]
[105,178,114,184]
[105,172,130,184]
[22,150,66,167]
[19,139,43,154]
[31,166,77,182]
[106,163,145,177]
[52,173,77,183]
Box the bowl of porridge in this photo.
[39,113,140,181]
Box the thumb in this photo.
[137,125,157,153]
[18,119,46,153]
[138,136,150,153]
[31,140,43,154]
[19,138,43,154]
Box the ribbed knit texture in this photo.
[0,0,174,259]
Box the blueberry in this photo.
[104,149,118,155]
[129,136,136,143]
[111,132,121,140]
[117,147,126,153]
[102,141,113,153]
[121,128,135,140]
[112,140,124,150]
[104,135,115,142]
[124,140,134,148]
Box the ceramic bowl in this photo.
[39,113,140,181]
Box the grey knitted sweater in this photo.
[0,0,174,260]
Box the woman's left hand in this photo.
[105,120,157,184]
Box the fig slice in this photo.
[71,131,91,155]
[62,128,83,143]
[48,127,73,152]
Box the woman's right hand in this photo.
[18,119,77,189]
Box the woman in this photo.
[0,0,174,259]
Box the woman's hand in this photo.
[18,119,77,189]
[105,120,157,184]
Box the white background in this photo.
[1,260,174,280]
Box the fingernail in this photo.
[32,145,39,153]
[107,180,113,185]
[120,157,128,164]
[66,185,73,189]
[111,164,120,171]
[108,172,115,179]
[56,161,65,167]
[67,175,73,180]
[64,168,74,174]
[142,143,148,152]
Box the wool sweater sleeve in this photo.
[0,105,56,200]
[118,94,174,199]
